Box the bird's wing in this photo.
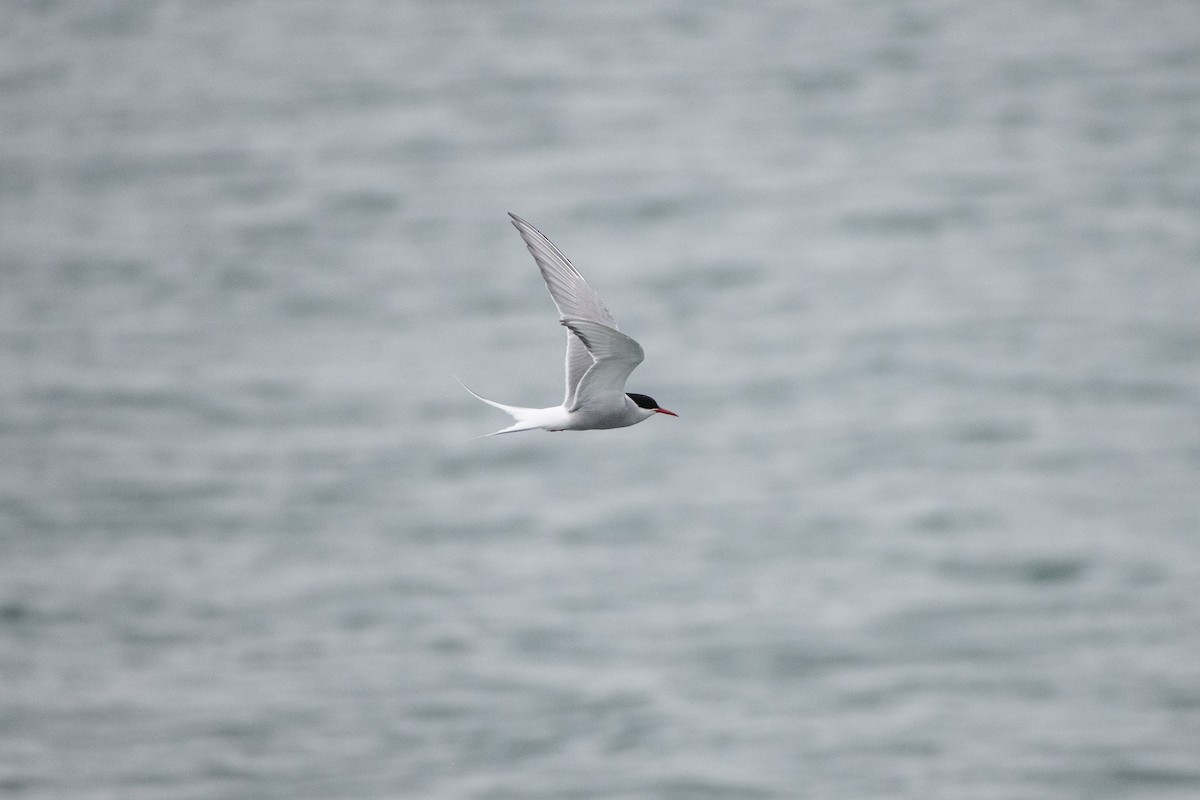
[560,319,644,413]
[508,213,618,407]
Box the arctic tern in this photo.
[460,213,677,436]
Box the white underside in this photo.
[458,380,650,435]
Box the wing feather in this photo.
[559,319,644,412]
[509,213,618,406]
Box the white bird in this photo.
[460,213,677,436]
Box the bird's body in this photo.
[461,214,676,436]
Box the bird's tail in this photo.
[456,377,544,436]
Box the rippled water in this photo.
[3,2,1200,798]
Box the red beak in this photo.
[654,408,678,417]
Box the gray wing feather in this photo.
[559,319,644,412]
[509,213,619,406]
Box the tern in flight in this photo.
[460,213,677,436]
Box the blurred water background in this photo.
[3,1,1200,798]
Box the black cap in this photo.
[627,393,661,410]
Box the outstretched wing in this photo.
[560,318,644,413]
[509,213,619,407]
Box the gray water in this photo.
[3,2,1200,798]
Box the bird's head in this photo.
[627,393,678,418]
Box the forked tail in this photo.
[455,377,545,436]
